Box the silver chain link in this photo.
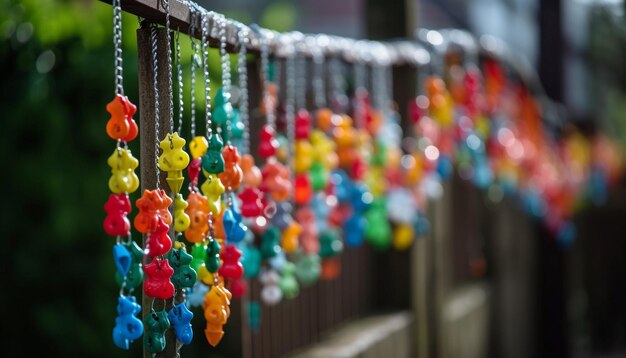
[201,12,212,138]
[237,27,250,154]
[219,14,231,141]
[189,14,198,138]
[329,57,345,111]
[150,25,161,188]
[313,50,326,109]
[112,0,124,95]
[296,56,306,110]
[175,29,184,134]
[163,0,174,133]
[285,46,296,188]
[260,39,275,128]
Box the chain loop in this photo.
[201,12,212,138]
[237,27,250,154]
[150,25,161,188]
[112,0,124,95]
[175,29,184,134]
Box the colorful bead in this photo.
[158,132,190,193]
[204,283,232,347]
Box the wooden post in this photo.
[137,26,178,358]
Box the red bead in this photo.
[258,125,278,159]
[103,193,131,236]
[295,110,311,139]
[295,207,318,255]
[144,259,175,299]
[351,157,367,181]
[218,244,244,280]
[230,279,247,298]
[188,157,202,187]
[294,174,313,205]
[238,187,264,218]
[146,217,172,258]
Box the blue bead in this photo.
[112,295,143,350]
[112,244,131,277]
[168,303,194,345]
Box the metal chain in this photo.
[150,25,161,188]
[219,14,232,141]
[237,27,250,154]
[373,65,383,110]
[112,0,124,95]
[285,46,296,187]
[201,12,212,138]
[163,0,174,133]
[313,50,326,109]
[329,57,345,111]
[296,56,306,110]
[189,20,198,138]
[260,38,275,128]
[175,29,184,134]
[219,15,231,98]
[385,65,393,112]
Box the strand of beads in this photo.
[162,26,196,349]
[184,5,212,310]
[331,59,367,249]
[233,27,263,330]
[272,43,301,299]
[255,35,291,307]
[213,15,247,300]
[135,23,177,355]
[198,10,232,347]
[301,50,342,281]
[105,0,143,350]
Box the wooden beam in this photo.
[137,26,178,358]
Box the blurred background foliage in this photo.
[0,0,296,356]
[3,0,626,356]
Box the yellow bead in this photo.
[189,136,209,159]
[475,116,490,139]
[197,265,213,285]
[107,148,139,194]
[174,193,191,232]
[201,174,225,216]
[281,222,301,254]
[393,224,414,250]
[294,141,313,173]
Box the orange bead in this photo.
[320,258,341,281]
[315,108,333,132]
[184,191,209,243]
[241,154,262,187]
[106,95,129,140]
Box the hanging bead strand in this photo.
[107,0,143,351]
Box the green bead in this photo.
[371,140,388,166]
[241,244,261,279]
[279,262,299,299]
[115,241,144,289]
[364,199,391,250]
[221,124,231,143]
[260,226,281,259]
[168,247,197,290]
[213,103,234,126]
[190,243,207,271]
[295,254,321,287]
[319,229,343,258]
[144,310,170,353]
[310,162,328,191]
[214,87,229,107]
[202,134,225,174]
[205,239,221,273]
[230,110,244,139]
